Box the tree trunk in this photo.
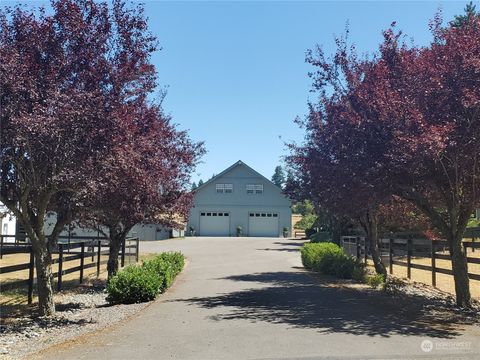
[448,233,471,307]
[107,234,123,279]
[362,211,387,277]
[30,236,55,316]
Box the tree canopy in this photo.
[287,14,480,306]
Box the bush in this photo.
[143,252,185,291]
[106,265,162,304]
[301,242,361,279]
[154,252,185,275]
[352,265,367,282]
[107,252,185,304]
[365,273,385,289]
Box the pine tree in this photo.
[271,166,285,188]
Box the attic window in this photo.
[216,183,233,193]
[255,184,263,194]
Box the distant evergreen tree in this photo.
[271,165,285,188]
[191,182,197,190]
[450,2,479,27]
[198,179,204,187]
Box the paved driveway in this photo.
[41,237,479,359]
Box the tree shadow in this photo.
[257,240,306,252]
[175,271,474,339]
[273,241,306,247]
[257,247,300,252]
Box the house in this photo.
[0,202,17,242]
[188,160,292,237]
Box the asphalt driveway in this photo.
[40,237,479,359]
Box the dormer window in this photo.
[246,184,263,194]
[216,184,233,194]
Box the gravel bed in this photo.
[0,286,150,360]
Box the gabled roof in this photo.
[194,160,283,193]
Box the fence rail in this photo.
[0,236,139,304]
[341,236,480,286]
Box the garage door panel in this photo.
[200,212,229,236]
[248,212,279,237]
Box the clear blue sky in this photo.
[145,1,470,184]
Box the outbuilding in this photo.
[188,161,292,237]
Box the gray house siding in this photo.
[188,161,292,237]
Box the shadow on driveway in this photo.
[175,271,473,339]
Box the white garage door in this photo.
[248,212,279,237]
[199,212,230,236]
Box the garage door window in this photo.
[249,212,277,217]
[201,212,229,217]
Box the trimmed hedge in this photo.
[106,265,163,304]
[107,252,185,304]
[143,252,184,291]
[301,242,364,279]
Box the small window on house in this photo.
[212,212,217,216]
[249,213,254,217]
[246,184,255,194]
[225,184,233,193]
[216,184,225,193]
[201,212,205,216]
[218,213,223,216]
[255,184,263,194]
[261,213,266,217]
[273,214,278,217]
[224,213,229,216]
[207,212,211,216]
[255,213,260,217]
[267,214,272,217]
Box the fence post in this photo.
[407,237,412,279]
[472,236,475,253]
[136,238,139,263]
[389,238,393,274]
[431,240,436,287]
[97,240,101,277]
[57,243,64,291]
[28,246,34,304]
[364,237,368,265]
[0,235,3,260]
[121,238,126,267]
[356,237,361,261]
[80,242,85,284]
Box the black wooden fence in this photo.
[0,235,139,304]
[341,235,480,285]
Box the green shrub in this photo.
[301,242,360,279]
[106,265,162,304]
[352,265,367,282]
[365,273,385,289]
[153,252,185,275]
[107,252,185,304]
[143,252,185,291]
